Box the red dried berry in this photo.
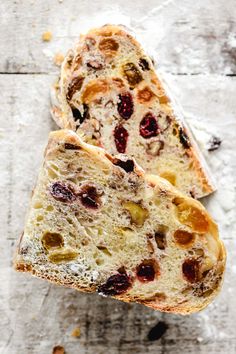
[140,113,160,139]
[50,182,77,203]
[98,273,131,296]
[182,258,200,283]
[137,262,155,282]
[117,93,134,120]
[114,125,129,153]
[79,185,102,209]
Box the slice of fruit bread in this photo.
[51,24,215,199]
[14,130,226,315]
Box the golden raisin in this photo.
[173,230,195,248]
[160,171,176,186]
[123,201,149,227]
[137,87,155,103]
[82,79,109,103]
[99,38,119,56]
[48,249,78,263]
[173,198,209,233]
[41,232,64,250]
[123,63,143,87]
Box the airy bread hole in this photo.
[173,198,209,233]
[160,171,176,186]
[173,230,195,248]
[122,201,149,227]
[48,249,78,263]
[42,232,64,251]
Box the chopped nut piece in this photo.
[71,327,81,337]
[123,201,149,226]
[42,31,52,42]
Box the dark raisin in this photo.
[71,104,89,124]
[64,143,80,150]
[137,262,155,282]
[208,136,222,151]
[123,63,143,87]
[66,77,84,102]
[113,158,134,173]
[182,258,200,283]
[114,125,129,153]
[155,231,166,250]
[147,321,168,341]
[139,58,150,71]
[140,113,160,138]
[98,273,131,296]
[179,127,191,149]
[50,182,77,203]
[79,185,102,209]
[117,93,134,120]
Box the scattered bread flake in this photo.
[52,346,65,354]
[54,53,64,66]
[71,327,81,337]
[42,31,52,42]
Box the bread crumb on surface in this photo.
[54,53,64,66]
[71,327,81,337]
[42,31,52,42]
[52,345,65,354]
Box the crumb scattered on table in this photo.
[71,327,81,337]
[42,31,52,42]
[52,345,65,354]
[54,53,64,66]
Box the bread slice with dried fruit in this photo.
[14,130,225,314]
[51,24,215,198]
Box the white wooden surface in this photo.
[1,1,236,353]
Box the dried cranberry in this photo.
[71,104,89,124]
[98,273,131,296]
[140,113,160,138]
[114,125,129,153]
[50,182,77,203]
[79,185,101,209]
[182,258,200,283]
[113,158,134,173]
[117,93,134,120]
[137,262,155,282]
[179,127,191,149]
[139,58,150,71]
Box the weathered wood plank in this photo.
[1,0,236,74]
[0,74,235,353]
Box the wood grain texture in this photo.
[1,0,236,74]
[1,0,236,353]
